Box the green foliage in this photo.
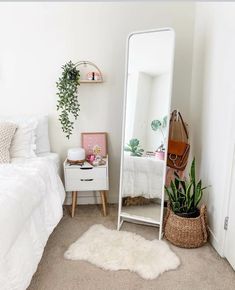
[151,120,162,131]
[151,115,167,131]
[165,158,208,214]
[124,138,144,157]
[56,61,80,139]
[162,115,167,128]
[151,116,168,147]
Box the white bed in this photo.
[122,154,164,199]
[0,154,65,290]
[11,152,60,172]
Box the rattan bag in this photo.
[167,110,190,171]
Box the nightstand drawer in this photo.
[66,167,106,179]
[65,167,107,191]
[66,178,107,191]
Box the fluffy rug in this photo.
[64,224,180,280]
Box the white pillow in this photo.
[0,115,51,156]
[0,117,37,158]
[0,122,17,163]
[35,115,51,154]
[10,119,38,158]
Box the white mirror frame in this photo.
[117,28,175,240]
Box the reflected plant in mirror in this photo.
[124,138,144,157]
[151,115,167,151]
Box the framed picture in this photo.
[81,132,107,157]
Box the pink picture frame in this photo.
[81,132,107,157]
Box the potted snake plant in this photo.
[165,157,207,217]
[164,158,209,248]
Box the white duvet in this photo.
[122,154,164,199]
[0,158,65,290]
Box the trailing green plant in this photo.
[56,61,80,139]
[124,138,144,157]
[165,158,208,215]
[151,115,167,148]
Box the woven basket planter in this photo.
[164,204,208,248]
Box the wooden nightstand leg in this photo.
[105,191,109,215]
[71,191,77,218]
[100,190,107,216]
[104,191,108,204]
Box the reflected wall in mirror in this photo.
[118,28,175,239]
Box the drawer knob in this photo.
[80,178,94,181]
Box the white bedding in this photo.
[0,156,65,290]
[122,154,164,199]
[36,152,60,171]
[11,152,60,172]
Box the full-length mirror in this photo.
[118,28,175,239]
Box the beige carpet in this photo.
[28,205,235,290]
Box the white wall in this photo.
[124,72,138,144]
[147,73,171,151]
[132,72,152,150]
[0,2,195,203]
[125,71,152,150]
[125,72,171,153]
[190,3,235,255]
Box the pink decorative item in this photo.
[87,71,101,81]
[155,151,165,160]
[86,154,95,163]
[82,132,107,158]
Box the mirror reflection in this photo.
[119,29,175,231]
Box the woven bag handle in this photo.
[169,110,177,140]
[169,110,189,141]
[177,111,189,140]
[200,204,208,243]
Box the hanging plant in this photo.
[56,61,80,139]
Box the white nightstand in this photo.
[64,157,109,217]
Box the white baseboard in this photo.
[208,226,224,257]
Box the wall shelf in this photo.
[80,80,103,84]
[75,60,103,83]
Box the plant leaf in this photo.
[56,61,80,138]
[151,120,162,131]
[162,115,168,128]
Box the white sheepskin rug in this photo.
[64,224,180,280]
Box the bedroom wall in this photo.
[0,2,195,203]
[190,2,235,255]
[146,74,171,151]
[132,72,152,150]
[124,72,138,145]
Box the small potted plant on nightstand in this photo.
[164,158,209,248]
[151,116,167,160]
